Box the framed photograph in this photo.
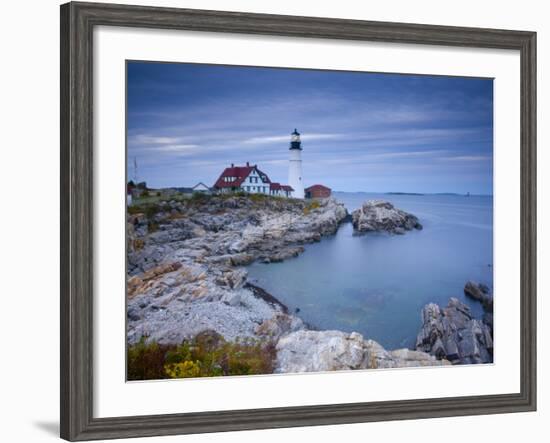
[60,1,536,440]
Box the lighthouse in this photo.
[288,129,304,199]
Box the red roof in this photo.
[213,164,272,189]
[214,166,252,188]
[305,184,331,192]
[270,183,293,192]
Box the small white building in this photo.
[192,182,211,193]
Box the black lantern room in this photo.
[290,128,302,150]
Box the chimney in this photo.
[231,163,234,167]
[246,161,249,166]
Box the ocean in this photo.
[246,192,493,350]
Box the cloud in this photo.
[155,144,200,152]
[243,133,341,145]
[131,135,184,145]
[439,155,492,162]
[366,150,448,159]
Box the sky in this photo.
[127,61,493,194]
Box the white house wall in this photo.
[240,169,270,194]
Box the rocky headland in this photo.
[351,200,423,234]
[127,194,491,376]
[127,195,347,347]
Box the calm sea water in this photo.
[247,192,493,349]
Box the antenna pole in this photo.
[133,157,138,184]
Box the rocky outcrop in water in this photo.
[126,196,347,345]
[351,200,422,234]
[464,281,493,312]
[415,297,493,365]
[275,330,450,373]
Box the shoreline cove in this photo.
[126,193,493,378]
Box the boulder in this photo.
[416,297,493,364]
[275,330,367,373]
[215,268,248,289]
[256,313,305,340]
[464,281,493,311]
[351,200,422,234]
[275,330,449,373]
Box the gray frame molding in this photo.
[60,2,536,441]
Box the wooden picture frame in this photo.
[60,1,536,440]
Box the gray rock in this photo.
[351,200,422,234]
[215,268,248,289]
[483,312,494,332]
[464,281,493,311]
[256,313,305,341]
[127,307,141,321]
[275,330,449,373]
[275,330,368,373]
[416,297,493,364]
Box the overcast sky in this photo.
[127,61,493,194]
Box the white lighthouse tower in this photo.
[288,128,304,199]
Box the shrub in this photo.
[190,192,210,202]
[127,338,171,381]
[308,200,321,210]
[127,332,276,380]
[249,193,267,202]
[127,202,163,218]
[303,200,321,215]
[165,360,202,378]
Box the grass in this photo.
[128,192,302,221]
[127,332,276,380]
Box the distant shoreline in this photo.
[332,190,493,197]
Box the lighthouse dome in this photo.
[290,128,302,150]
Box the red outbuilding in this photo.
[305,184,331,199]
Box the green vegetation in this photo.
[303,199,321,215]
[127,339,171,380]
[190,192,210,202]
[127,332,276,380]
[128,192,300,221]
[249,193,269,202]
[128,202,164,218]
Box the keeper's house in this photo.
[213,162,294,198]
